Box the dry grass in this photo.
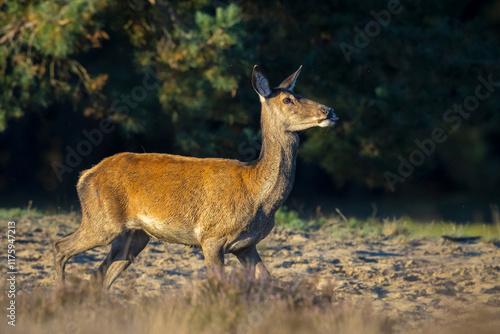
[1,271,499,334]
[2,272,394,334]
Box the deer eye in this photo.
[283,98,291,104]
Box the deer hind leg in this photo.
[53,217,121,284]
[93,230,150,289]
[234,245,270,280]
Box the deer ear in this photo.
[252,65,272,98]
[278,65,302,92]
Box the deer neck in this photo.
[252,105,299,214]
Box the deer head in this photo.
[252,65,338,132]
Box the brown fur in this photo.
[53,65,337,288]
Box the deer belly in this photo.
[130,215,200,247]
[226,217,275,252]
[227,233,261,253]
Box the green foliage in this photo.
[0,0,111,129]
[275,206,331,231]
[275,207,500,241]
[275,206,310,231]
[0,207,42,219]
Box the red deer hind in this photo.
[53,65,338,288]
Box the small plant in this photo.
[0,202,42,220]
[382,218,410,237]
[275,206,309,231]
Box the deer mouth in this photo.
[318,113,339,127]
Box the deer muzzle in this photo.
[318,107,338,127]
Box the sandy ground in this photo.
[1,214,500,331]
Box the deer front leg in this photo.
[234,245,270,280]
[202,238,225,279]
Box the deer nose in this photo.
[321,107,337,119]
